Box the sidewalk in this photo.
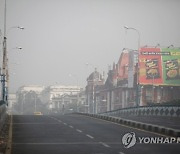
[0,115,10,154]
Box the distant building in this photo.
[16,85,45,114]
[17,85,45,94]
[85,68,105,113]
[78,90,86,113]
[41,85,81,113]
[7,93,16,114]
[86,47,180,114]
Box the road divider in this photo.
[76,112,180,137]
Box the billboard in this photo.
[139,48,180,86]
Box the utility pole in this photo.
[1,0,8,103]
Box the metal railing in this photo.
[100,105,180,117]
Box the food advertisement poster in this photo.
[139,48,180,86]
[162,48,180,85]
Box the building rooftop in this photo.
[87,68,103,81]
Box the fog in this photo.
[0,0,180,92]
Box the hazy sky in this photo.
[0,0,180,92]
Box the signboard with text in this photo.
[139,48,180,86]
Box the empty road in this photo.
[11,114,180,154]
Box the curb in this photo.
[77,113,180,137]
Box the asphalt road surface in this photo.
[12,114,180,154]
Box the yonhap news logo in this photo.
[122,132,180,149]
[122,132,136,148]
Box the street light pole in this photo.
[2,0,7,103]
[124,26,141,106]
[1,0,24,104]
[124,26,140,52]
[2,29,24,103]
[1,0,24,103]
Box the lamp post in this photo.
[2,26,24,103]
[124,26,140,50]
[1,0,24,103]
[124,26,141,106]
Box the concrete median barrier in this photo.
[77,112,180,137]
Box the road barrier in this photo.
[100,105,180,117]
[77,112,180,137]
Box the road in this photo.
[11,114,180,154]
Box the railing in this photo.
[0,102,7,131]
[100,105,180,117]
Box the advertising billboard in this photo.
[139,47,180,86]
